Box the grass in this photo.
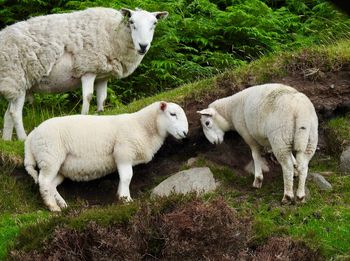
[1,39,350,259]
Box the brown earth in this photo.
[9,68,349,261]
[11,68,350,205]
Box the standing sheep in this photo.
[198,83,318,204]
[0,7,168,141]
[24,101,188,211]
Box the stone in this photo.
[308,173,332,191]
[151,167,217,197]
[186,157,198,167]
[340,146,350,174]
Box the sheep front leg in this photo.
[251,146,264,188]
[10,93,27,140]
[2,104,14,140]
[116,162,133,202]
[95,79,108,112]
[81,73,96,115]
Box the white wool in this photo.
[199,83,318,203]
[24,101,188,211]
[0,7,168,140]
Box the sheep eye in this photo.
[170,112,176,117]
[205,121,210,126]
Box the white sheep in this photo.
[198,83,318,204]
[0,7,168,141]
[24,101,188,211]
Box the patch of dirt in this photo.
[11,198,322,260]
[10,70,350,206]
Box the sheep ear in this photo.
[153,11,168,20]
[121,8,133,18]
[160,102,167,111]
[197,108,215,117]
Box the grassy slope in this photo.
[1,40,350,259]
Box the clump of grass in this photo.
[325,116,350,155]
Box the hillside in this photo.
[0,39,349,260]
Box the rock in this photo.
[308,173,332,191]
[340,146,350,174]
[151,167,217,197]
[186,157,198,167]
[305,186,311,201]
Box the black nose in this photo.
[183,131,188,137]
[139,44,148,53]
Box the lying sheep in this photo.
[198,83,318,204]
[24,101,188,211]
[0,7,168,141]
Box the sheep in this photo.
[24,101,188,211]
[198,83,318,204]
[0,7,168,141]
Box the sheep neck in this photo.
[210,97,235,131]
[133,105,165,154]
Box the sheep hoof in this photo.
[252,177,263,188]
[281,195,295,205]
[119,196,133,203]
[296,195,306,204]
[48,205,61,212]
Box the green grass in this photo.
[0,211,50,260]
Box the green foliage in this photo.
[325,116,350,155]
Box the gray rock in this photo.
[308,173,332,191]
[186,157,198,167]
[152,167,217,197]
[340,146,350,174]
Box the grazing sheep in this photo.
[24,101,188,211]
[198,83,318,204]
[0,7,168,141]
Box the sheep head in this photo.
[121,8,168,55]
[157,101,188,139]
[197,108,230,145]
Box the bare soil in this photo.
[9,68,350,260]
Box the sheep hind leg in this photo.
[295,152,311,203]
[251,146,264,188]
[277,153,295,205]
[9,94,27,140]
[38,168,61,212]
[52,174,67,209]
[95,79,108,113]
[2,104,14,140]
[81,73,96,115]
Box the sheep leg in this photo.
[2,104,14,140]
[52,174,67,209]
[251,146,264,188]
[95,79,108,112]
[38,167,61,212]
[116,163,133,202]
[277,154,295,204]
[81,73,96,114]
[10,93,27,140]
[295,152,311,203]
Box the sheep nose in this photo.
[139,44,148,53]
[183,131,188,137]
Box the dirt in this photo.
[8,68,350,260]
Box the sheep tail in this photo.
[293,112,311,154]
[24,134,38,184]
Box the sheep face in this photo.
[158,102,188,139]
[198,108,225,145]
[121,8,168,55]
